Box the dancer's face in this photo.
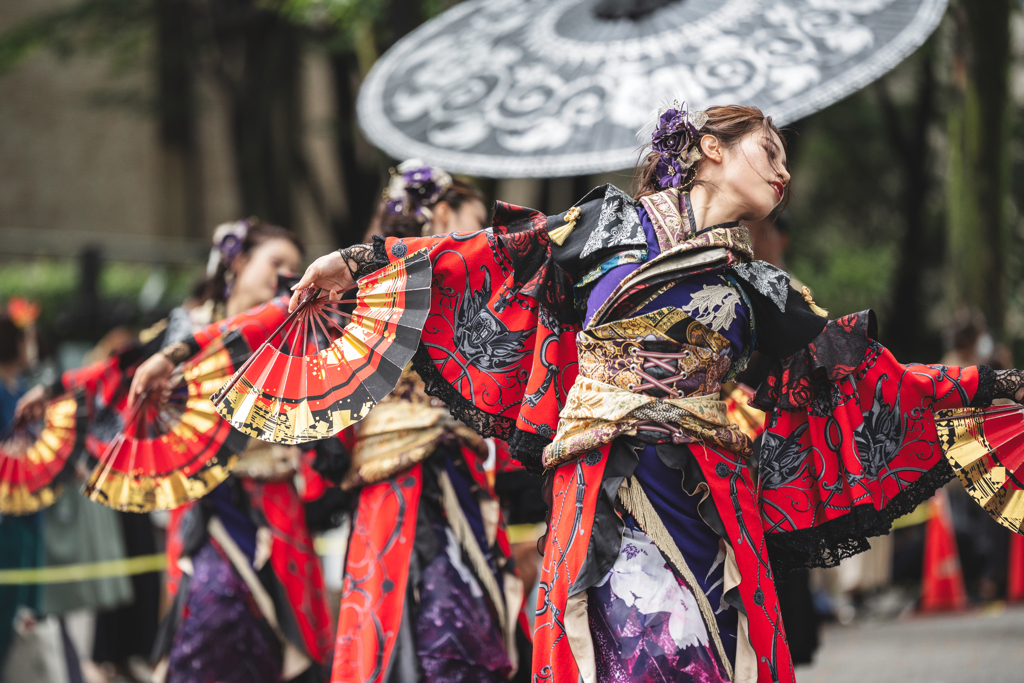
[700,128,789,222]
[232,237,303,308]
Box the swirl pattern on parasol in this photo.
[212,248,432,445]
[0,394,87,515]
[83,333,252,512]
[935,404,1024,535]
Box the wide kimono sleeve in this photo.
[182,297,291,358]
[372,187,646,472]
[56,321,170,404]
[371,206,581,473]
[734,265,993,573]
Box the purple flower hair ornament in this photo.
[206,220,250,277]
[384,159,453,226]
[639,100,708,190]
[207,219,251,298]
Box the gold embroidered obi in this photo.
[543,308,753,469]
[232,441,300,481]
[342,368,487,490]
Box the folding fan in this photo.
[83,332,252,512]
[61,335,165,463]
[935,404,1024,535]
[213,248,432,445]
[0,393,87,515]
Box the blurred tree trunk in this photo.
[324,0,427,246]
[210,2,304,228]
[330,50,383,246]
[876,48,936,360]
[388,0,423,47]
[947,0,1011,338]
[156,0,203,238]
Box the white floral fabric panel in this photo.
[730,261,790,313]
[595,525,711,651]
[682,283,742,333]
[580,185,645,258]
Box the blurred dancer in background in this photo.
[315,161,532,683]
[17,220,334,683]
[150,221,335,683]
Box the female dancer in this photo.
[314,161,530,682]
[19,221,334,683]
[133,104,1024,683]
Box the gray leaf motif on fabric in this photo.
[580,185,644,259]
[682,284,741,333]
[759,421,812,489]
[852,375,905,479]
[453,267,532,372]
[731,261,790,313]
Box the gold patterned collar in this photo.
[640,188,748,256]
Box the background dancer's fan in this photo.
[0,393,87,515]
[83,333,252,512]
[936,404,1024,535]
[212,248,431,445]
[61,335,165,463]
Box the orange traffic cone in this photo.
[920,489,968,612]
[1008,532,1024,602]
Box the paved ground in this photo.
[797,605,1024,683]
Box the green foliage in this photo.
[0,0,152,77]
[785,90,904,316]
[0,259,200,329]
[790,246,896,319]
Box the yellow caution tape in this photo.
[0,553,166,585]
[890,501,932,530]
[505,522,546,545]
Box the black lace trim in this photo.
[766,458,955,574]
[507,430,551,475]
[371,235,390,272]
[972,365,996,407]
[339,241,381,280]
[752,312,873,412]
[992,367,1024,403]
[411,343,551,474]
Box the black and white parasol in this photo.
[357,0,947,177]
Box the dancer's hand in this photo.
[129,354,175,407]
[289,251,353,312]
[14,385,48,422]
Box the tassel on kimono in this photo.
[801,286,829,318]
[548,206,581,246]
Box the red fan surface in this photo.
[83,332,252,512]
[213,248,432,445]
[0,394,86,515]
[936,404,1024,535]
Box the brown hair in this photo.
[380,179,485,239]
[202,221,304,304]
[0,314,23,365]
[632,104,789,207]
